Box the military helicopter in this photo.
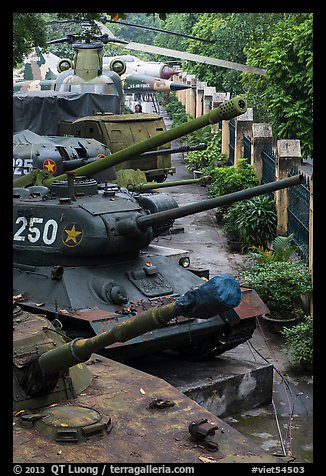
[13,48,190,95]
[13,13,266,96]
[12,21,191,130]
[13,34,190,96]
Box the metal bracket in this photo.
[188,418,219,451]
[149,398,175,409]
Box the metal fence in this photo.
[288,167,311,261]
[241,141,310,262]
[228,119,235,165]
[226,126,311,263]
[261,144,276,184]
[243,135,252,164]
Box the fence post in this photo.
[174,72,183,102]
[234,108,253,165]
[251,123,273,181]
[275,139,302,235]
[222,120,230,158]
[186,75,196,117]
[203,86,216,115]
[195,81,207,117]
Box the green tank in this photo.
[13,96,303,360]
[13,278,283,464]
[58,112,177,183]
[13,129,206,186]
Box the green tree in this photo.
[153,13,200,63]
[242,13,313,157]
[13,13,48,66]
[155,13,284,94]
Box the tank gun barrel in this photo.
[63,145,207,168]
[139,143,207,158]
[127,176,211,192]
[135,175,303,231]
[37,275,241,376]
[13,96,246,189]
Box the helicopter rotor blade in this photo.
[47,36,77,45]
[93,33,129,45]
[94,21,115,37]
[100,17,215,44]
[94,21,129,45]
[126,42,266,76]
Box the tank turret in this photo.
[13,173,302,264]
[13,132,206,185]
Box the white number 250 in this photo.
[14,217,58,245]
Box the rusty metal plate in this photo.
[13,357,283,464]
[235,288,269,319]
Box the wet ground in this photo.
[129,108,313,464]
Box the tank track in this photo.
[177,317,256,361]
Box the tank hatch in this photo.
[13,307,92,410]
[19,405,112,442]
[127,264,174,297]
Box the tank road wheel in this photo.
[176,335,222,361]
[176,318,256,361]
[153,174,167,183]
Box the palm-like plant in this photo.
[246,233,299,264]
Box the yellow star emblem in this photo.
[62,224,83,247]
[43,160,56,173]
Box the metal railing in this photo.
[228,118,235,165]
[288,167,311,261]
[261,144,276,184]
[243,135,252,164]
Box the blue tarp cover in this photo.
[174,274,242,319]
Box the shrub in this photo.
[185,131,227,171]
[164,96,189,127]
[240,261,313,315]
[245,233,299,265]
[223,195,277,249]
[207,159,259,222]
[281,315,313,366]
[223,221,242,242]
[207,159,259,198]
[186,124,214,147]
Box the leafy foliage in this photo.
[206,159,259,223]
[242,13,313,156]
[185,131,227,171]
[207,159,258,198]
[13,13,48,66]
[240,261,313,315]
[160,13,284,94]
[246,234,299,264]
[281,315,313,366]
[154,13,313,155]
[224,195,277,249]
[164,98,188,127]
